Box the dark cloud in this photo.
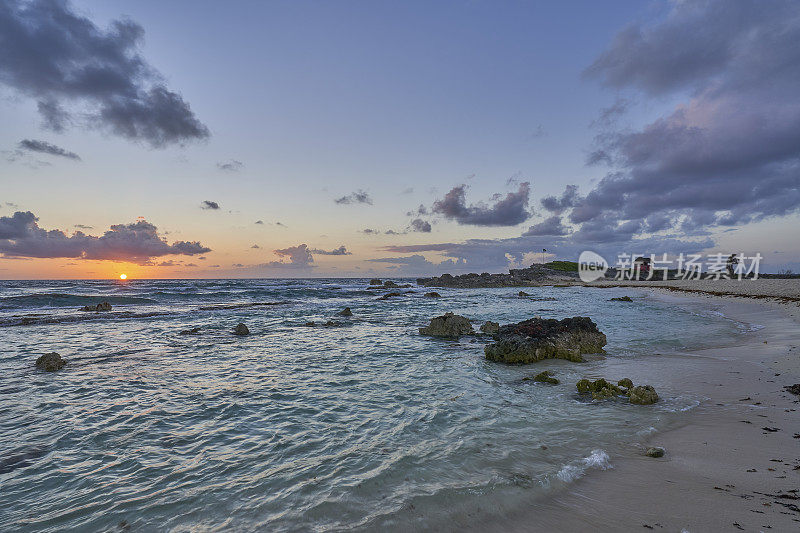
[269,244,314,268]
[334,190,373,205]
[73,224,93,230]
[0,0,209,147]
[432,182,532,226]
[575,0,800,236]
[590,98,630,129]
[540,185,579,214]
[0,211,210,263]
[251,244,260,249]
[406,204,428,217]
[18,139,80,160]
[217,160,243,172]
[201,200,220,210]
[410,218,431,233]
[522,216,569,237]
[310,245,352,256]
[361,228,379,234]
[254,220,264,225]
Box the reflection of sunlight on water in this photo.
[0,279,744,531]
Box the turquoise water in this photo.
[0,279,744,531]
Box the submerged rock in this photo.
[35,352,66,372]
[369,279,383,286]
[645,447,665,458]
[484,317,606,364]
[629,385,659,405]
[81,302,112,312]
[378,292,403,300]
[609,296,633,302]
[233,323,250,336]
[337,307,353,317]
[424,292,441,298]
[179,327,201,335]
[480,321,500,335]
[419,312,474,337]
[532,370,559,384]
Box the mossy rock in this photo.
[576,378,592,393]
[532,370,559,385]
[576,378,623,398]
[645,447,665,458]
[629,385,659,405]
[617,378,634,389]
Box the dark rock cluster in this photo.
[484,317,607,363]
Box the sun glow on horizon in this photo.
[119,273,128,280]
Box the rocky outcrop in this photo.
[419,312,474,337]
[337,307,353,317]
[518,291,530,297]
[609,296,633,302]
[369,279,383,285]
[35,352,66,372]
[484,317,606,364]
[480,321,500,335]
[784,384,800,395]
[629,385,659,405]
[424,292,441,298]
[179,327,201,335]
[416,264,578,288]
[81,302,112,312]
[233,323,250,336]
[576,377,659,404]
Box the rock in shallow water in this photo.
[81,302,112,312]
[233,323,250,336]
[609,296,633,302]
[337,307,353,317]
[35,352,66,372]
[419,312,474,337]
[480,321,500,335]
[484,317,606,364]
[645,447,665,458]
[424,292,441,298]
[576,378,659,404]
[531,370,559,384]
[629,385,659,405]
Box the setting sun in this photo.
[119,274,127,280]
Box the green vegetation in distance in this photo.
[542,261,579,272]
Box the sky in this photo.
[1,0,799,279]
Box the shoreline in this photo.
[481,287,800,532]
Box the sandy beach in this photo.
[486,281,800,532]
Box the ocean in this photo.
[0,279,750,531]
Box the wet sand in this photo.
[483,290,800,532]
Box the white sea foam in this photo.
[556,449,611,483]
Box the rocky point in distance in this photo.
[416,262,580,288]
